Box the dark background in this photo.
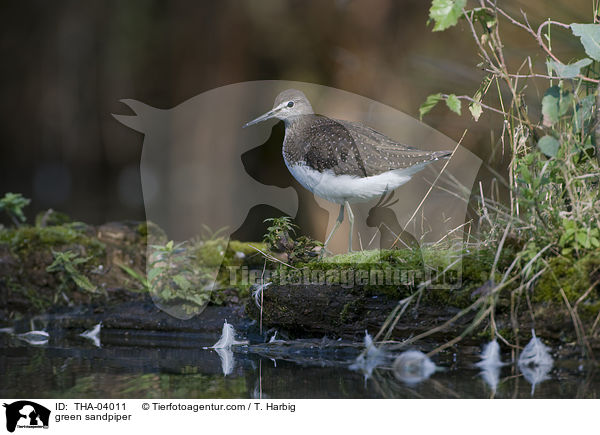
[0,0,591,228]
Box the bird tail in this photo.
[433,150,453,160]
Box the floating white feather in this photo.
[518,330,553,367]
[210,320,248,349]
[476,340,504,369]
[476,340,504,392]
[518,330,553,396]
[350,331,386,379]
[392,350,436,385]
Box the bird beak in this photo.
[243,106,281,128]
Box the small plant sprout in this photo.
[147,240,212,315]
[0,192,30,227]
[263,216,297,252]
[46,250,97,295]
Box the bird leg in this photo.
[322,204,345,256]
[345,200,354,252]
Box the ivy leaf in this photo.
[537,135,560,158]
[445,94,462,115]
[419,93,443,119]
[429,0,467,32]
[571,24,600,61]
[546,58,592,79]
[541,86,573,126]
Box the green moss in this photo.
[263,246,517,310]
[7,280,52,312]
[34,209,71,227]
[0,224,105,259]
[534,253,600,306]
[137,221,167,245]
[193,239,229,268]
[185,239,271,304]
[0,224,108,313]
[137,222,148,238]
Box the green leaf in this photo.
[464,7,497,30]
[429,0,467,32]
[537,135,560,157]
[71,273,97,293]
[519,166,532,184]
[541,86,572,126]
[118,263,149,288]
[562,247,573,255]
[445,94,462,115]
[468,102,482,121]
[148,267,164,283]
[419,93,443,119]
[547,58,592,79]
[575,231,589,248]
[0,192,31,224]
[467,76,491,122]
[173,275,192,291]
[571,24,600,61]
[573,95,595,133]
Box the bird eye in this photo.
[287,101,294,108]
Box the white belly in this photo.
[286,162,422,204]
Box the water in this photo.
[1,330,598,399]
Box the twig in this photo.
[560,287,594,358]
[484,1,600,83]
[248,244,298,270]
[260,259,266,335]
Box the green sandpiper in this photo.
[244,89,452,253]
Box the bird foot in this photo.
[318,245,333,260]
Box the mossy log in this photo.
[0,221,154,319]
[245,283,477,340]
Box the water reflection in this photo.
[0,333,596,399]
[517,331,554,396]
[80,323,102,348]
[392,350,437,385]
[15,331,49,346]
[475,340,505,393]
[214,348,235,376]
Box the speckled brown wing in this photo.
[284,115,369,177]
[283,115,451,178]
[337,120,452,176]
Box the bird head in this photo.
[244,89,314,127]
